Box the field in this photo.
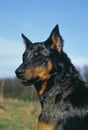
[0,99,41,130]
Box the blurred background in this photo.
[0,0,88,130]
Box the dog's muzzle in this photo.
[15,68,24,79]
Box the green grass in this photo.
[0,99,41,130]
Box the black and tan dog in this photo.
[15,25,88,130]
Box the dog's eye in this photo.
[37,54,42,60]
[34,52,42,60]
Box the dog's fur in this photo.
[15,25,88,130]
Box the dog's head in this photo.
[15,25,63,85]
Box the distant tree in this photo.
[0,78,38,100]
[0,80,5,101]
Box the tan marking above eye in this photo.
[34,51,39,56]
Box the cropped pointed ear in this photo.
[21,34,32,48]
[45,25,64,52]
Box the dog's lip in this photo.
[21,79,28,84]
[21,79,27,83]
[21,77,40,86]
[21,79,33,86]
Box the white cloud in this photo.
[70,55,88,67]
[0,38,25,78]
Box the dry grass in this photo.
[0,99,41,130]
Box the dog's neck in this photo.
[34,71,76,107]
[34,72,75,124]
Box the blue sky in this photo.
[0,0,88,78]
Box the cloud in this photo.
[0,37,24,78]
[70,55,88,67]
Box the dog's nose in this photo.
[15,69,24,79]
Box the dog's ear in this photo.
[21,34,32,48]
[45,25,63,52]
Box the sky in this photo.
[0,0,88,78]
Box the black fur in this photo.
[15,25,88,130]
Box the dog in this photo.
[15,25,88,130]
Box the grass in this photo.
[0,99,41,130]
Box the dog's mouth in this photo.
[21,77,39,86]
[21,79,33,86]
